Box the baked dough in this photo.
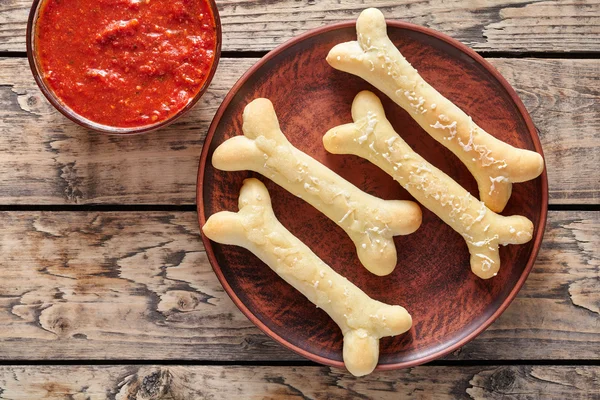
[212,98,422,276]
[324,91,534,279]
[326,8,544,213]
[202,178,412,376]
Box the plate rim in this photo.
[196,19,549,371]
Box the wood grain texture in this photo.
[0,58,598,205]
[2,0,599,53]
[448,210,600,361]
[491,59,600,205]
[0,365,598,399]
[0,211,596,361]
[0,58,244,205]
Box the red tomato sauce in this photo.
[35,0,217,128]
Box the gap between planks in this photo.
[2,0,600,53]
[0,359,598,367]
[0,204,595,212]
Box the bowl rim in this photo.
[26,0,222,135]
[196,20,549,371]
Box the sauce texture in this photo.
[36,0,217,128]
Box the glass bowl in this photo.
[26,0,222,135]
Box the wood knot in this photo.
[49,316,71,335]
[158,290,214,314]
[121,368,171,400]
[28,96,39,107]
[140,371,169,398]
[490,367,516,391]
[16,92,44,115]
[39,305,84,338]
[176,292,201,311]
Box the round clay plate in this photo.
[197,20,548,371]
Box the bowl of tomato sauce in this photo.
[27,0,221,134]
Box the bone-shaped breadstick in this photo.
[326,8,544,213]
[212,98,422,276]
[324,91,534,279]
[203,178,412,376]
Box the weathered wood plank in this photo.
[0,211,597,361]
[448,210,600,361]
[0,58,598,205]
[1,0,599,53]
[0,365,598,399]
[0,58,244,205]
[490,59,600,205]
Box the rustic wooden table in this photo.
[0,1,598,398]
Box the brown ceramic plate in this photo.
[197,21,548,371]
